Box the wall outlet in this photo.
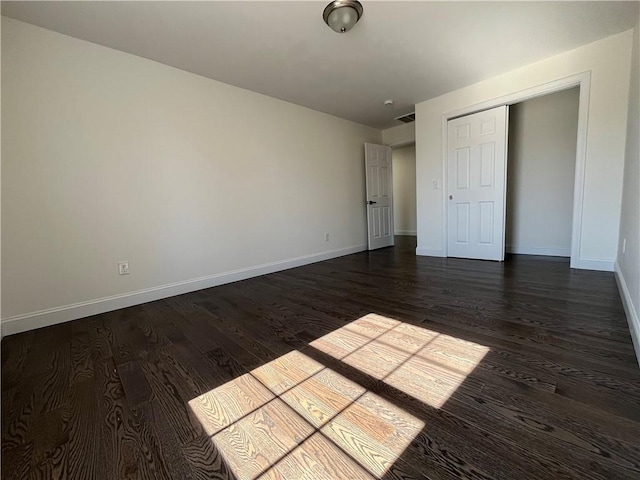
[432,180,439,189]
[622,238,626,255]
[324,233,330,242]
[118,261,130,275]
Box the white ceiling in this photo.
[2,1,638,129]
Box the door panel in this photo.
[456,203,470,244]
[479,201,494,244]
[480,143,495,187]
[365,143,394,250]
[372,208,381,238]
[447,106,508,261]
[456,148,470,189]
[382,206,391,236]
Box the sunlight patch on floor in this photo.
[310,313,489,408]
[188,314,488,479]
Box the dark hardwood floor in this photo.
[2,236,639,479]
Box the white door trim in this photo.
[440,71,591,268]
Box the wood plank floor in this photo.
[2,236,639,479]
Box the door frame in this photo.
[441,71,591,268]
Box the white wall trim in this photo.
[440,71,591,269]
[416,248,445,257]
[615,261,640,367]
[395,230,417,236]
[506,245,571,257]
[1,243,367,337]
[575,257,615,272]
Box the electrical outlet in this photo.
[622,238,626,255]
[118,261,130,275]
[432,180,439,189]
[324,233,330,242]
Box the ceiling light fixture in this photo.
[323,0,364,34]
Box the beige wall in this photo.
[392,145,417,235]
[617,19,640,362]
[506,88,579,256]
[383,122,415,148]
[415,30,633,270]
[1,18,381,333]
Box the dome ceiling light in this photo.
[323,0,364,34]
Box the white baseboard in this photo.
[416,248,445,257]
[415,247,613,272]
[614,261,640,367]
[506,245,570,257]
[395,230,417,236]
[1,244,367,337]
[574,257,615,272]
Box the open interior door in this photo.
[447,105,509,261]
[365,143,394,250]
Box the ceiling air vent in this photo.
[395,112,415,123]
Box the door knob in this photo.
[449,195,454,200]
[367,201,377,205]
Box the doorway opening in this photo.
[442,72,590,268]
[392,143,417,239]
[506,87,580,260]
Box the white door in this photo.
[365,143,394,250]
[447,105,508,261]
